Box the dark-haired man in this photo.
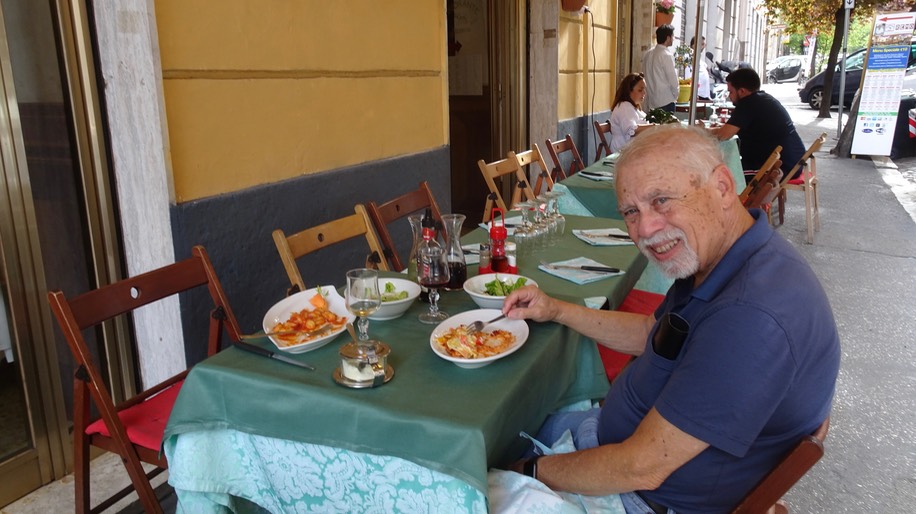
[708,68,805,183]
[642,24,679,112]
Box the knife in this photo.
[547,264,622,273]
[233,341,316,371]
[583,233,632,240]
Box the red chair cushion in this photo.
[598,290,665,381]
[85,380,183,451]
[787,177,804,185]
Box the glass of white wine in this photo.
[345,268,381,342]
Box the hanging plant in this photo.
[655,0,676,15]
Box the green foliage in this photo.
[645,108,679,125]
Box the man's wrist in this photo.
[522,455,542,479]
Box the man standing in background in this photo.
[642,24,679,112]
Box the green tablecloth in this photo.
[165,214,645,496]
[558,138,744,220]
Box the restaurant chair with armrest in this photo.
[273,204,390,294]
[774,133,827,244]
[46,245,241,514]
[366,181,443,271]
[545,134,586,181]
[477,155,536,223]
[732,417,830,514]
[594,119,612,161]
[739,146,782,223]
[510,143,554,197]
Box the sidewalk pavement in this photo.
[774,115,916,512]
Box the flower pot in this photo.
[655,11,674,27]
[561,0,587,12]
[677,84,691,103]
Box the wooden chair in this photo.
[46,245,241,514]
[273,204,389,294]
[774,133,827,244]
[594,119,612,161]
[739,146,782,205]
[732,418,830,514]
[366,181,443,271]
[510,143,554,197]
[545,134,585,181]
[477,155,536,223]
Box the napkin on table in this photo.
[578,170,615,182]
[538,257,623,285]
[572,228,635,246]
[461,243,480,265]
[479,216,524,236]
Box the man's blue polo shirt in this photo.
[597,210,840,513]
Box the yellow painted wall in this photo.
[557,0,616,121]
[154,0,448,202]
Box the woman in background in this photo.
[610,73,655,153]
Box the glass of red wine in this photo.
[417,244,450,324]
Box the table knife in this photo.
[233,341,316,371]
[583,232,632,240]
[548,264,621,273]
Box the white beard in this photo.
[637,228,700,279]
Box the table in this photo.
[164,215,646,512]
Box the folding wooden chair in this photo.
[366,181,443,271]
[545,134,585,181]
[46,245,241,514]
[273,204,389,294]
[739,146,782,205]
[510,143,554,197]
[774,133,827,244]
[732,418,830,514]
[477,155,536,223]
[594,119,612,161]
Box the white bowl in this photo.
[462,273,537,309]
[262,286,354,354]
[429,309,529,368]
[369,278,421,320]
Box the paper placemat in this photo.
[461,243,481,265]
[479,216,524,236]
[578,170,615,182]
[572,228,634,246]
[537,257,623,285]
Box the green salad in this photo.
[381,282,409,302]
[484,277,527,296]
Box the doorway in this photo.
[447,0,527,223]
[0,0,126,506]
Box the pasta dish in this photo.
[435,325,516,359]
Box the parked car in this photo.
[799,41,916,110]
[766,54,806,83]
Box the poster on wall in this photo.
[850,12,915,156]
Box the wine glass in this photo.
[417,244,450,324]
[544,190,566,237]
[345,268,381,342]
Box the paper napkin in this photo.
[461,243,481,265]
[537,257,623,285]
[578,170,615,182]
[572,228,635,246]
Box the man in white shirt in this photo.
[642,25,679,112]
[691,36,711,101]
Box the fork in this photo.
[467,313,506,334]
[239,323,333,341]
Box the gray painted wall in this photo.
[171,148,450,365]
[556,110,611,169]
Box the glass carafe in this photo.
[441,214,467,290]
[406,213,424,280]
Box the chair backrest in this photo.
[510,143,554,197]
[477,155,536,223]
[732,418,830,513]
[739,146,782,204]
[366,181,443,271]
[594,119,612,161]
[743,158,783,210]
[779,132,827,189]
[273,204,390,293]
[545,134,585,181]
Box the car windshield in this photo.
[844,51,865,70]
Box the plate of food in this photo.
[261,286,354,353]
[429,309,529,368]
[368,277,421,321]
[463,273,537,309]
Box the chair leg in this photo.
[777,189,786,226]
[73,379,90,514]
[812,182,820,232]
[804,183,814,244]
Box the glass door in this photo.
[0,0,126,506]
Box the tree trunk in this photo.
[832,89,860,157]
[817,9,847,119]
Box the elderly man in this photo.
[708,68,805,183]
[505,124,840,513]
[643,24,680,112]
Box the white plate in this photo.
[463,273,537,309]
[369,278,421,321]
[262,286,355,354]
[429,309,529,368]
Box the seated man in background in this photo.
[504,124,840,513]
[707,68,806,183]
